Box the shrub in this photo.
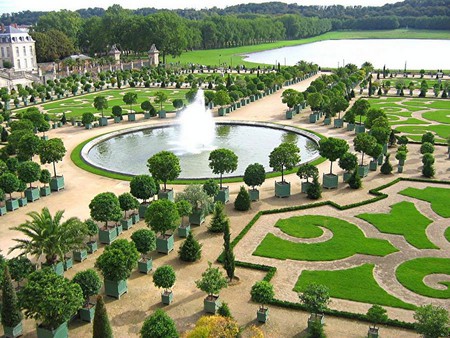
[307,175,322,200]
[7,256,34,287]
[93,295,113,338]
[95,240,139,281]
[380,154,393,175]
[307,320,326,338]
[420,142,434,154]
[251,281,275,309]
[422,153,435,165]
[218,302,233,318]
[203,178,219,197]
[348,168,362,189]
[421,132,435,145]
[243,163,266,189]
[145,199,179,236]
[72,269,102,307]
[209,202,228,233]
[131,229,156,259]
[153,265,176,292]
[234,186,251,211]
[422,162,435,178]
[141,309,178,338]
[178,232,202,262]
[1,266,23,328]
[196,262,228,298]
[414,305,449,338]
[338,152,358,173]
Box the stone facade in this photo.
[0,25,37,72]
[148,44,159,66]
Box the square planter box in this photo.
[333,118,344,128]
[275,181,291,198]
[178,224,191,238]
[378,154,384,165]
[114,116,121,123]
[99,227,117,244]
[76,122,82,127]
[99,117,108,126]
[248,189,259,201]
[162,291,173,305]
[18,197,27,207]
[25,187,40,202]
[218,108,226,116]
[73,249,88,262]
[369,160,378,171]
[285,110,293,119]
[50,176,65,191]
[189,209,205,225]
[368,327,379,338]
[40,186,51,197]
[322,173,338,189]
[307,314,325,329]
[156,234,174,254]
[36,322,68,338]
[257,308,269,323]
[301,181,313,193]
[144,112,151,119]
[41,135,49,141]
[355,125,366,134]
[343,172,352,183]
[382,143,388,155]
[138,258,153,274]
[158,110,166,118]
[87,241,98,254]
[3,322,23,338]
[0,205,6,216]
[104,279,127,299]
[139,203,150,219]
[116,224,123,236]
[214,187,230,203]
[398,159,405,166]
[309,113,318,123]
[6,198,19,211]
[63,257,73,271]
[41,261,64,276]
[204,296,221,314]
[398,165,404,173]
[127,113,136,121]
[158,189,174,202]
[85,123,92,130]
[131,213,140,224]
[323,117,331,125]
[79,304,96,322]
[358,165,369,178]
[347,123,355,131]
[121,218,133,230]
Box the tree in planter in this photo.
[141,100,156,116]
[81,112,95,126]
[172,99,184,111]
[367,143,383,167]
[366,305,388,336]
[389,130,397,147]
[178,232,202,262]
[330,95,349,120]
[177,199,192,228]
[2,266,23,336]
[39,168,51,189]
[7,256,34,288]
[395,150,407,166]
[213,90,231,109]
[222,219,235,282]
[364,108,387,130]
[203,178,219,197]
[122,92,138,113]
[414,305,449,338]
[195,262,228,303]
[319,137,349,175]
[141,309,178,338]
[147,151,181,192]
[234,186,251,211]
[118,192,139,220]
[92,295,113,338]
[89,192,122,228]
[72,269,102,318]
[111,105,123,120]
[9,208,88,267]
[299,283,330,326]
[130,175,157,204]
[338,152,358,180]
[154,91,168,112]
[243,163,265,197]
[380,154,393,175]
[0,172,19,200]
[85,218,99,246]
[176,184,211,225]
[17,133,42,161]
[93,95,108,118]
[353,133,377,166]
[250,281,275,321]
[153,265,176,300]
[208,148,238,190]
[282,89,301,109]
[307,92,323,114]
[352,98,371,125]
[145,199,179,238]
[269,142,300,183]
[131,228,156,269]
[297,163,319,185]
[18,268,83,334]
[17,160,41,189]
[209,202,228,233]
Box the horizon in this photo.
[0,0,402,14]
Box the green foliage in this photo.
[243,163,266,188]
[299,283,330,314]
[0,172,20,199]
[269,142,301,182]
[147,151,181,190]
[365,107,387,129]
[217,302,233,318]
[176,184,211,212]
[422,162,435,178]
[93,96,108,116]
[395,150,407,162]
[282,88,302,108]
[140,309,179,338]
[208,148,238,188]
[17,133,42,161]
[123,92,138,111]
[222,219,235,281]
[209,202,228,233]
[72,269,102,305]
[422,153,434,165]
[118,192,139,216]
[380,154,393,175]
[95,240,139,281]
[111,105,122,117]
[234,186,251,211]
[1,266,23,327]
[153,265,176,291]
[353,133,377,165]
[81,112,95,125]
[196,262,228,297]
[297,163,319,182]
[421,132,435,144]
[185,88,198,103]
[19,268,83,330]
[251,281,275,307]
[203,178,219,197]
[420,142,435,154]
[348,168,362,189]
[414,305,450,338]
[399,187,450,218]
[39,168,51,185]
[153,91,168,110]
[85,218,98,240]
[367,305,388,327]
[307,320,326,338]
[130,175,157,202]
[93,295,113,338]
[89,192,122,226]
[7,256,34,285]
[145,199,179,236]
[178,232,202,262]
[338,152,358,172]
[213,90,231,107]
[131,229,156,257]
[307,175,322,200]
[318,137,349,174]
[17,160,41,188]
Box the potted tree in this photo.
[319,137,349,189]
[251,281,275,323]
[118,192,140,230]
[330,95,349,128]
[0,173,20,211]
[123,92,138,121]
[344,109,356,131]
[140,309,178,338]
[95,239,139,299]
[353,133,377,178]
[81,112,95,129]
[85,219,99,254]
[366,304,388,338]
[39,169,52,197]
[282,89,301,119]
[72,269,102,322]
[153,265,176,305]
[38,138,66,192]
[196,262,228,314]
[130,175,157,219]
[307,92,323,123]
[147,151,181,202]
[338,152,358,182]
[94,95,109,126]
[16,180,28,207]
[177,200,192,238]
[298,283,330,330]
[111,105,122,123]
[154,91,168,118]
[17,160,41,202]
[131,229,156,274]
[368,143,383,171]
[19,268,83,338]
[89,192,122,245]
[145,199,179,254]
[141,100,154,119]
[208,148,238,203]
[7,256,34,289]
[269,142,300,197]
[214,90,231,116]
[176,184,211,226]
[2,266,23,338]
[0,189,5,216]
[396,150,407,173]
[297,163,319,193]
[353,98,370,134]
[243,163,266,201]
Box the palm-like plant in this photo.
[9,207,88,265]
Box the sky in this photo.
[0,0,401,13]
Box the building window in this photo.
[6,47,9,57]
[16,46,19,55]
[17,59,21,69]
[23,46,26,56]
[25,59,28,68]
[1,47,4,58]
[30,46,33,55]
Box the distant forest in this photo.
[1,0,448,63]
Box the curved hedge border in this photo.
[219,177,450,330]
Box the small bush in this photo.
[421,132,435,145]
[218,302,233,318]
[178,232,202,262]
[234,186,251,211]
[420,142,434,154]
[380,154,393,175]
[307,175,322,200]
[422,162,435,178]
[209,202,228,233]
[348,169,362,189]
[307,320,326,338]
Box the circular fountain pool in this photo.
[82,122,320,179]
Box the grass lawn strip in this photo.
[356,201,437,249]
[422,110,450,124]
[399,187,450,218]
[445,227,450,243]
[294,264,415,310]
[275,217,324,238]
[390,118,430,125]
[394,125,450,141]
[253,215,398,261]
[396,258,450,299]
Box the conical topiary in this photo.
[208,202,228,233]
[222,220,235,282]
[234,186,251,211]
[348,168,362,189]
[218,302,233,318]
[1,265,23,328]
[307,175,322,200]
[93,295,113,338]
[380,154,393,175]
[178,232,202,262]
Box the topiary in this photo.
[72,269,102,307]
[209,202,228,233]
[93,295,113,338]
[380,154,393,175]
[218,302,233,318]
[421,132,435,145]
[234,186,251,211]
[422,153,435,165]
[131,229,156,259]
[307,175,322,200]
[1,266,23,328]
[348,168,362,189]
[420,142,434,155]
[178,232,202,262]
[422,162,435,178]
[140,309,178,338]
[203,178,219,197]
[153,265,176,293]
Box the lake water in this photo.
[244,39,450,70]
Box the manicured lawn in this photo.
[395,125,450,141]
[422,110,450,124]
[356,201,437,249]
[294,264,415,310]
[275,217,324,238]
[390,118,430,125]
[399,187,450,218]
[445,227,450,243]
[396,258,450,299]
[253,215,398,261]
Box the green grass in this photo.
[275,218,324,238]
[445,227,450,243]
[399,187,450,218]
[396,258,450,299]
[390,118,430,125]
[394,125,450,141]
[253,215,398,261]
[422,110,450,124]
[166,29,450,67]
[356,201,437,249]
[294,264,415,310]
